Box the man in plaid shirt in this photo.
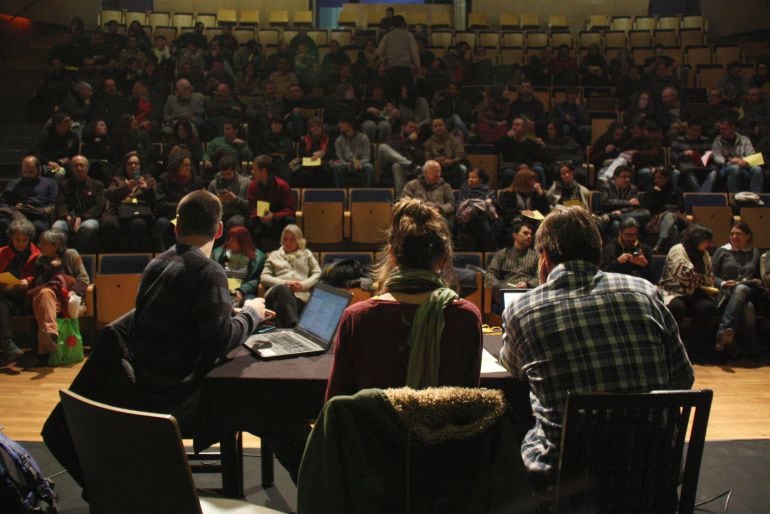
[500,206,694,485]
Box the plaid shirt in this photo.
[500,260,694,477]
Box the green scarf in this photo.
[383,269,459,389]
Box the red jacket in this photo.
[246,175,296,220]
[0,243,41,283]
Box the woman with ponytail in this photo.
[325,198,482,399]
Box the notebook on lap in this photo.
[243,283,353,359]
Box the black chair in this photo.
[555,389,713,514]
[59,389,284,513]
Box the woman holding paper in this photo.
[289,117,333,188]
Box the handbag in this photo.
[48,318,84,366]
[118,202,154,222]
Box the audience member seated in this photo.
[659,224,719,361]
[712,222,765,359]
[202,81,242,139]
[0,156,57,245]
[245,80,285,145]
[402,160,455,227]
[247,155,296,251]
[81,120,117,184]
[552,88,591,146]
[52,155,114,253]
[206,156,249,233]
[201,119,252,180]
[497,117,548,187]
[475,87,510,144]
[702,89,733,138]
[454,168,501,251]
[106,151,156,252]
[485,220,538,312]
[506,81,546,130]
[162,79,205,138]
[546,163,590,211]
[599,165,650,237]
[114,114,156,175]
[153,149,204,251]
[290,117,334,188]
[433,82,472,139]
[0,220,38,366]
[28,229,89,365]
[615,65,644,110]
[600,217,653,282]
[712,116,764,193]
[377,118,423,197]
[543,122,587,182]
[94,77,128,132]
[551,45,579,86]
[622,90,655,126]
[591,121,628,179]
[211,225,266,308]
[60,81,94,124]
[671,120,718,192]
[579,44,609,89]
[717,61,749,107]
[253,116,294,182]
[643,167,686,254]
[498,166,550,229]
[738,87,769,139]
[332,116,374,188]
[325,198,482,398]
[623,119,666,191]
[656,86,692,142]
[260,224,321,328]
[358,84,394,143]
[29,112,79,177]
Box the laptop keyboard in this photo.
[272,332,319,352]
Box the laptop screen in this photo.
[502,289,529,312]
[296,285,350,343]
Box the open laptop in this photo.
[243,283,352,360]
[501,288,529,314]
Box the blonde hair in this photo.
[281,224,307,251]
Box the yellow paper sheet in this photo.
[301,157,321,167]
[521,209,545,221]
[227,278,242,292]
[256,201,271,216]
[744,152,765,167]
[0,272,20,286]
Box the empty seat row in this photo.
[98,9,312,29]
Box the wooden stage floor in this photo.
[1,353,769,443]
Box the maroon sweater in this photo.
[326,298,483,400]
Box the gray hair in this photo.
[74,81,92,95]
[8,219,35,239]
[39,229,68,251]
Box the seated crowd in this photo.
[2,15,770,366]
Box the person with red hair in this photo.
[211,225,265,307]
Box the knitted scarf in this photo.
[383,269,458,389]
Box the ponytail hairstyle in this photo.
[375,198,454,290]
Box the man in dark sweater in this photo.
[129,190,310,482]
[0,156,58,245]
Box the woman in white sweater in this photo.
[260,224,321,327]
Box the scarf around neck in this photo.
[383,269,459,389]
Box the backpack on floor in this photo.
[0,432,58,513]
